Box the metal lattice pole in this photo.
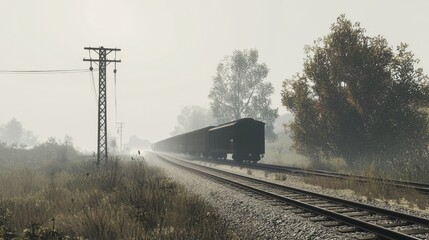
[98,49,107,165]
[84,46,121,166]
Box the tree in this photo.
[0,118,38,147]
[59,135,75,163]
[32,136,78,163]
[281,15,429,167]
[0,118,23,144]
[209,49,279,140]
[126,135,151,150]
[170,105,216,136]
[108,135,118,153]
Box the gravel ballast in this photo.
[144,152,348,239]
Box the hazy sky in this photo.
[1,0,428,151]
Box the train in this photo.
[152,118,265,162]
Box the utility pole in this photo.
[116,122,125,152]
[83,46,121,166]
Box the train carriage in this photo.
[153,118,265,163]
[153,126,213,156]
[208,118,265,162]
[182,126,213,156]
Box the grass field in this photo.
[0,156,238,239]
[263,133,429,209]
[303,174,429,211]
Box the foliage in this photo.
[0,156,237,239]
[170,105,216,136]
[0,136,79,169]
[209,49,279,140]
[304,173,429,210]
[0,118,38,147]
[109,137,118,152]
[262,133,308,167]
[281,15,429,169]
[126,135,151,151]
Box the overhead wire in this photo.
[0,69,95,74]
[0,49,120,130]
[89,71,98,104]
[0,65,99,104]
[114,50,118,124]
[89,50,98,105]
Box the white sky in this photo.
[0,0,428,151]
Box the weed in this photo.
[274,173,288,181]
[0,157,237,239]
[304,175,428,210]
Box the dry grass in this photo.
[304,175,429,210]
[0,157,238,239]
[262,133,310,167]
[274,173,288,181]
[303,162,429,210]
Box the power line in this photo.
[114,68,118,124]
[116,122,125,152]
[89,71,98,104]
[0,68,97,74]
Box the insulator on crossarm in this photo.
[89,66,94,71]
[113,69,117,73]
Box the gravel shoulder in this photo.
[172,153,429,219]
[203,160,429,239]
[144,152,347,240]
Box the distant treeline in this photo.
[0,136,80,168]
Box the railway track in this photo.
[176,155,429,195]
[153,152,429,240]
[255,162,429,194]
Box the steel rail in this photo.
[153,152,429,240]
[174,155,429,194]
[255,162,429,192]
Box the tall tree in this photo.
[0,118,38,146]
[0,118,23,144]
[282,15,429,167]
[170,105,216,136]
[209,49,279,140]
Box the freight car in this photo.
[209,118,265,162]
[153,118,265,163]
[153,126,213,155]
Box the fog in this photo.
[1,0,428,151]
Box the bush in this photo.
[0,156,236,239]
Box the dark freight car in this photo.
[181,126,213,155]
[153,118,265,163]
[153,126,213,155]
[208,118,265,162]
